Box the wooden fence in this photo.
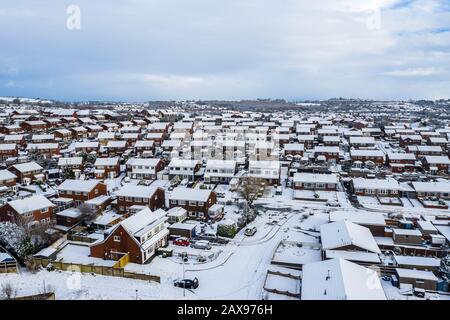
[33,258,160,283]
[0,262,18,274]
[113,252,130,268]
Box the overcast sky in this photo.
[0,0,449,101]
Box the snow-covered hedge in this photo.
[217,219,237,238]
[0,222,33,258]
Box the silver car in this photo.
[191,240,212,250]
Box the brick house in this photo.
[54,129,73,142]
[293,173,339,191]
[125,158,165,180]
[116,185,165,214]
[0,195,55,226]
[169,187,217,221]
[350,149,385,166]
[313,146,340,162]
[352,177,400,197]
[20,120,47,132]
[74,141,99,154]
[134,140,155,156]
[386,153,416,173]
[0,144,18,161]
[57,179,108,206]
[10,162,44,183]
[26,143,60,158]
[168,159,201,181]
[422,156,450,174]
[94,157,121,179]
[0,170,17,193]
[90,207,169,264]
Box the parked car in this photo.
[173,237,190,247]
[200,232,218,241]
[191,240,212,250]
[326,200,340,207]
[413,288,425,298]
[174,277,199,289]
[244,226,257,236]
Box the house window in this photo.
[189,201,197,206]
[114,236,121,242]
[40,208,48,214]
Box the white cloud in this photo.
[0,0,449,100]
[384,67,442,76]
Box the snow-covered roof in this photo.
[352,177,400,191]
[283,143,305,151]
[167,206,187,217]
[393,255,440,267]
[395,268,438,281]
[301,258,386,300]
[350,149,384,157]
[387,152,416,161]
[169,187,213,202]
[126,158,161,167]
[106,141,127,148]
[168,159,200,168]
[74,141,99,148]
[120,207,166,236]
[349,136,375,144]
[293,173,338,184]
[58,179,102,193]
[329,211,385,227]
[115,185,161,198]
[32,134,54,140]
[58,157,83,166]
[56,207,82,218]
[0,169,17,181]
[95,157,119,166]
[8,195,55,214]
[314,146,339,153]
[205,160,236,170]
[134,140,154,147]
[26,143,59,150]
[392,228,422,236]
[320,220,381,253]
[0,144,17,151]
[325,250,381,264]
[93,211,122,226]
[407,145,442,152]
[248,160,280,170]
[12,161,42,173]
[411,181,450,193]
[423,155,450,164]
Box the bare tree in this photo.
[78,203,97,223]
[237,177,269,225]
[1,282,17,300]
[238,177,269,207]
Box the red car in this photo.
[173,237,190,246]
